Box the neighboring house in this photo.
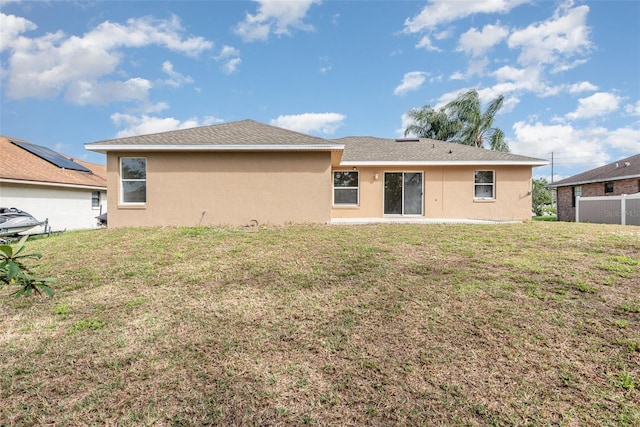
[84,119,547,228]
[548,154,640,222]
[0,136,107,232]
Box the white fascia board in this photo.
[0,178,106,191]
[85,144,345,152]
[339,160,549,167]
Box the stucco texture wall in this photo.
[106,151,333,228]
[331,165,534,221]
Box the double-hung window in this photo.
[474,171,495,199]
[91,191,100,208]
[604,182,614,194]
[120,157,147,204]
[333,171,359,205]
[572,186,582,207]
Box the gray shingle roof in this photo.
[335,136,547,165]
[85,119,339,149]
[84,120,547,166]
[548,153,640,187]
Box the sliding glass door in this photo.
[384,172,423,215]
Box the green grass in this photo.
[1,222,639,426]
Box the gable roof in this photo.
[548,153,640,188]
[0,136,106,189]
[335,136,547,166]
[85,119,343,152]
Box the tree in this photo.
[532,178,552,217]
[404,89,508,152]
[444,89,508,152]
[404,106,460,141]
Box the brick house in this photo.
[549,154,640,222]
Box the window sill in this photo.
[473,198,496,203]
[118,204,147,209]
[333,204,360,209]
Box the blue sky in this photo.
[1,0,639,180]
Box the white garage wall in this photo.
[0,183,107,232]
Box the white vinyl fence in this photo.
[576,193,640,226]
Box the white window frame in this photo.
[474,170,495,200]
[333,170,359,206]
[120,157,147,205]
[573,186,582,208]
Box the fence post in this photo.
[621,194,626,226]
[576,196,580,222]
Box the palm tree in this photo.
[404,106,460,141]
[403,89,509,152]
[443,89,508,152]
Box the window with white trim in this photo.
[120,157,146,204]
[333,171,359,205]
[572,186,582,207]
[474,170,495,199]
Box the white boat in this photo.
[0,207,44,237]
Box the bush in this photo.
[0,235,55,297]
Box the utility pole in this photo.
[551,152,554,184]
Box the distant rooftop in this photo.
[549,153,640,187]
[0,136,106,189]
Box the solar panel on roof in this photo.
[10,140,91,173]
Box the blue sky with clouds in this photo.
[1,0,639,180]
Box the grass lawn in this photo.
[1,222,639,426]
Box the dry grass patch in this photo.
[1,222,639,426]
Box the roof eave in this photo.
[0,177,107,190]
[548,173,640,188]
[85,143,345,153]
[339,160,549,167]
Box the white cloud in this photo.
[161,61,194,88]
[415,35,440,51]
[215,45,242,74]
[66,77,151,105]
[270,112,345,135]
[568,81,598,93]
[565,92,621,120]
[3,14,212,104]
[624,101,640,117]
[404,0,527,33]
[394,71,428,96]
[507,3,591,69]
[510,121,610,167]
[490,65,545,93]
[234,0,321,42]
[0,12,37,52]
[510,121,640,169]
[222,57,242,74]
[111,113,223,138]
[457,24,509,57]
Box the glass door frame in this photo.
[383,171,424,216]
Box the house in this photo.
[84,119,547,228]
[0,136,107,232]
[548,154,640,222]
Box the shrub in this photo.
[0,235,55,297]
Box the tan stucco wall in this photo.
[106,151,333,228]
[331,165,534,221]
